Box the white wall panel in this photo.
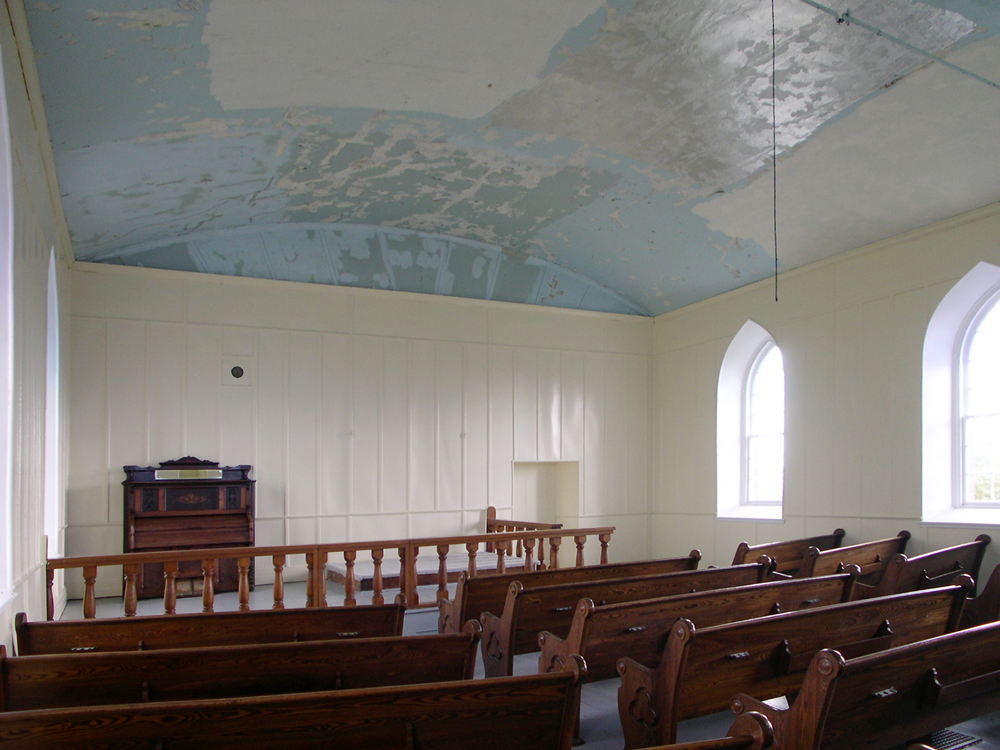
[513,348,538,462]
[583,353,606,518]
[351,336,381,516]
[320,334,351,516]
[859,297,894,518]
[287,333,321,517]
[626,354,647,515]
[408,340,437,515]
[463,345,489,510]
[255,330,288,520]
[146,322,186,464]
[381,339,409,515]
[603,355,628,517]
[560,353,584,462]
[184,326,222,460]
[67,318,108,527]
[436,342,464,511]
[106,321,147,526]
[488,347,514,510]
[537,350,561,462]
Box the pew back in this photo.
[15,597,406,655]
[851,535,990,599]
[617,584,969,748]
[482,563,771,678]
[0,656,588,750]
[0,622,481,711]
[732,530,845,575]
[539,574,856,681]
[730,620,1000,750]
[439,552,701,634]
[795,531,910,580]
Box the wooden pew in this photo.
[616,583,969,749]
[961,563,1000,628]
[709,619,1000,750]
[481,562,772,678]
[792,530,910,581]
[851,535,990,600]
[15,595,406,655]
[439,551,702,634]
[0,655,588,750]
[0,621,481,711]
[732,529,846,576]
[538,573,857,682]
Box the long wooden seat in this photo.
[616,583,970,749]
[438,551,702,634]
[538,573,857,682]
[961,563,1000,628]
[0,655,588,750]
[851,534,990,599]
[481,562,772,678]
[15,596,406,655]
[732,529,846,576]
[675,619,1000,750]
[792,530,910,580]
[0,621,481,711]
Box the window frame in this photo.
[743,341,784,507]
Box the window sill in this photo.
[718,505,784,522]
[922,507,1000,527]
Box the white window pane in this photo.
[746,344,784,506]
[963,298,1000,505]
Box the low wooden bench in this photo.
[732,529,846,576]
[0,655,588,750]
[481,562,772,678]
[616,583,970,749]
[15,595,406,655]
[0,620,481,711]
[851,535,990,600]
[698,619,1000,750]
[792,530,910,581]
[961,563,1000,628]
[538,573,857,682]
[438,551,702,634]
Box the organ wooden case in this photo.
[123,457,255,599]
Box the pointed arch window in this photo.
[959,290,1000,507]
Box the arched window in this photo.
[923,262,1000,523]
[44,249,61,554]
[718,321,784,520]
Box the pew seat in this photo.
[852,535,990,600]
[793,530,910,581]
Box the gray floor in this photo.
[60,581,1000,750]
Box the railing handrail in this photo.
[46,526,614,570]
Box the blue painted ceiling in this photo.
[25,0,1000,315]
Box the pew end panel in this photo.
[961,563,1000,628]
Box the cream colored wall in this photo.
[67,263,652,594]
[652,202,1000,572]
[1,0,73,648]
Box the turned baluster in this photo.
[315,551,329,608]
[436,544,450,602]
[485,506,497,552]
[466,542,478,579]
[163,561,178,615]
[306,550,317,608]
[537,535,547,570]
[82,566,97,619]
[123,564,139,617]
[272,555,285,610]
[599,533,611,565]
[497,544,506,575]
[399,546,419,608]
[371,549,385,605]
[575,535,586,567]
[238,558,251,611]
[549,537,561,570]
[201,559,216,613]
[344,550,357,606]
[516,530,523,558]
[46,567,54,621]
[523,537,536,571]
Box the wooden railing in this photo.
[45,526,615,620]
[485,506,564,563]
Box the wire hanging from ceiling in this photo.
[771,0,779,302]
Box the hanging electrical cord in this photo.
[771,0,779,302]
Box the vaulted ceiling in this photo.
[26,0,1000,315]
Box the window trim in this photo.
[922,261,1000,525]
[717,320,783,521]
[744,341,784,507]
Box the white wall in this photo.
[1,0,73,648]
[67,263,652,594]
[652,202,1000,572]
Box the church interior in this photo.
[1,0,999,745]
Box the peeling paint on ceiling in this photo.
[26,0,1000,315]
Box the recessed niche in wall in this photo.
[512,461,580,527]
